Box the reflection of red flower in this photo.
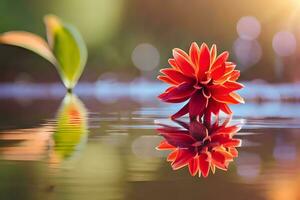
[158,42,244,120]
[156,119,241,178]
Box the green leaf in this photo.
[0,31,57,65]
[44,15,88,90]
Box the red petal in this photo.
[207,99,223,115]
[189,120,208,141]
[212,51,229,69]
[189,90,208,120]
[219,149,234,160]
[197,43,211,81]
[165,86,176,93]
[198,152,210,177]
[212,93,242,104]
[159,132,196,148]
[160,68,193,84]
[219,103,232,115]
[189,42,199,66]
[213,125,240,136]
[210,44,217,63]
[174,48,190,59]
[211,150,226,165]
[229,147,238,157]
[230,92,245,104]
[157,75,177,85]
[211,164,216,174]
[212,150,234,168]
[210,63,225,81]
[172,149,196,170]
[156,140,175,150]
[211,135,241,147]
[173,48,195,76]
[158,82,195,102]
[171,119,190,130]
[171,102,189,119]
[213,73,233,85]
[229,70,240,81]
[167,149,178,161]
[224,64,235,75]
[209,85,232,96]
[188,157,199,176]
[209,81,244,96]
[223,81,244,91]
[222,139,241,147]
[165,96,190,103]
[168,58,179,70]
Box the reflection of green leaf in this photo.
[53,94,88,162]
[0,14,88,90]
[44,15,88,90]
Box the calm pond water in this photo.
[0,88,300,200]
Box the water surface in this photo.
[0,90,300,200]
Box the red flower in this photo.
[158,42,244,120]
[156,118,241,178]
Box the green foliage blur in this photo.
[1,0,300,83]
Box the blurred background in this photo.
[1,0,300,84]
[1,2,300,200]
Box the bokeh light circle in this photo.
[233,38,262,69]
[272,31,297,57]
[236,16,261,40]
[236,152,261,181]
[131,43,160,71]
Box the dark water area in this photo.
[0,87,300,200]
